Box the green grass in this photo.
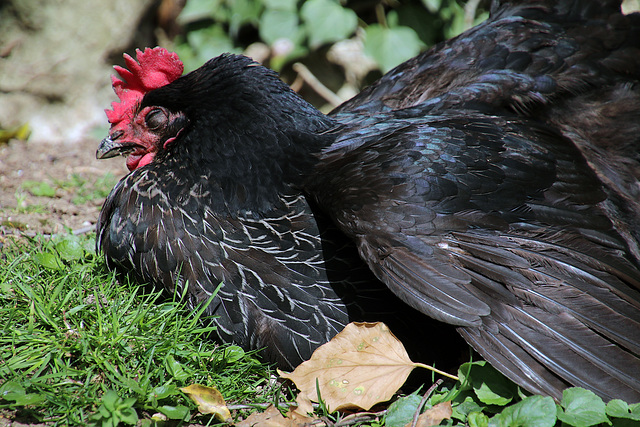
[0,233,278,426]
[56,172,119,206]
[2,233,639,426]
[20,173,119,206]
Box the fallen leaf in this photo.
[410,401,452,427]
[0,123,30,144]
[279,322,421,412]
[289,394,315,418]
[236,405,287,427]
[237,405,315,427]
[180,383,231,423]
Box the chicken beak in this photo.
[96,131,142,160]
[96,135,120,159]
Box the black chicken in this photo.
[96,0,640,402]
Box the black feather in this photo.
[98,0,640,401]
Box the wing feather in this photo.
[310,112,640,400]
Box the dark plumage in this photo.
[97,0,640,402]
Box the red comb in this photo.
[105,47,183,126]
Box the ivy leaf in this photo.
[421,0,442,14]
[557,388,609,427]
[301,0,357,48]
[364,24,424,72]
[262,0,296,12]
[228,0,262,32]
[179,25,237,71]
[176,0,219,24]
[259,9,299,46]
[491,395,556,427]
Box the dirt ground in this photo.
[0,137,128,238]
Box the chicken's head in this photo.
[97,47,185,171]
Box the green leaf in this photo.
[262,0,296,11]
[223,345,246,363]
[460,361,518,406]
[55,236,84,261]
[165,354,191,381]
[457,361,481,390]
[491,395,556,427]
[452,394,484,421]
[606,400,640,421]
[102,390,120,411]
[301,0,358,48]
[178,25,237,71]
[11,393,47,406]
[187,25,234,57]
[118,407,139,425]
[421,0,442,14]
[385,393,422,426]
[228,0,262,32]
[396,4,440,46]
[82,235,96,254]
[557,388,609,426]
[98,405,112,418]
[158,404,191,420]
[364,24,424,72]
[176,0,220,24]
[119,397,138,409]
[468,411,489,427]
[148,384,179,402]
[32,252,64,270]
[259,9,299,45]
[0,381,26,397]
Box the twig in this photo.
[292,63,344,107]
[336,410,386,426]
[227,401,294,411]
[72,225,95,235]
[463,0,482,31]
[410,379,444,427]
[1,223,96,240]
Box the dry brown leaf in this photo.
[180,383,232,423]
[289,394,315,418]
[236,405,315,427]
[279,322,420,412]
[410,401,453,427]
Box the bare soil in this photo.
[0,137,128,238]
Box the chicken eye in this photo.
[145,108,168,130]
